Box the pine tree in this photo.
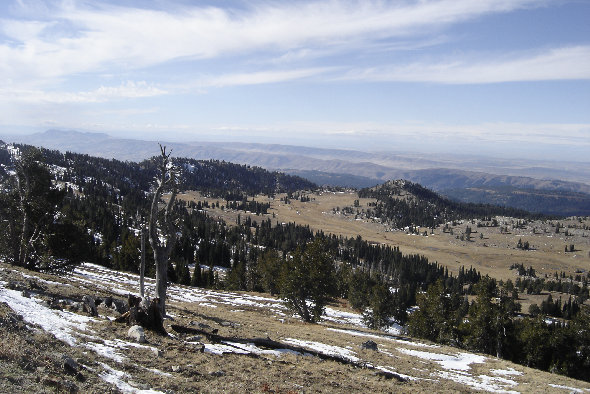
[191,263,203,287]
[463,276,497,354]
[279,239,336,323]
[363,282,395,329]
[408,279,462,345]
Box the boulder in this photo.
[127,325,146,343]
[361,340,378,351]
[62,355,79,375]
[81,295,97,316]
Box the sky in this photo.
[0,0,589,161]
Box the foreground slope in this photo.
[2,262,589,393]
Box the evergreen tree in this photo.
[408,279,462,345]
[463,276,497,354]
[191,263,203,287]
[348,270,374,311]
[257,250,282,295]
[279,239,336,323]
[516,315,552,369]
[363,282,395,330]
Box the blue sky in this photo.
[0,0,589,160]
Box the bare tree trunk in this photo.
[148,144,178,317]
[16,168,30,267]
[140,225,146,298]
[155,253,167,313]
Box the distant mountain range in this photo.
[3,129,590,216]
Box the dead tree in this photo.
[138,213,146,299]
[148,145,179,316]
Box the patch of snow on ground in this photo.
[283,338,360,362]
[548,384,585,393]
[384,322,406,336]
[144,367,172,377]
[223,342,302,357]
[204,343,251,355]
[0,284,93,346]
[396,348,485,371]
[85,341,126,363]
[374,366,418,381]
[0,279,169,392]
[327,328,438,348]
[322,307,363,326]
[490,367,523,376]
[437,371,519,393]
[98,362,163,394]
[204,341,303,357]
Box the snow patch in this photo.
[0,285,93,346]
[490,368,523,376]
[548,384,585,393]
[396,348,485,371]
[98,362,163,393]
[283,338,360,362]
[327,327,438,348]
[437,370,519,393]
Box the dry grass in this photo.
[178,190,590,282]
[2,262,590,393]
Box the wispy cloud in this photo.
[342,46,590,84]
[199,67,335,88]
[0,81,166,103]
[0,0,545,83]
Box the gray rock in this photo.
[209,370,225,377]
[127,325,146,343]
[111,298,128,314]
[62,355,79,374]
[361,340,378,351]
[151,347,163,357]
[82,295,97,316]
[186,335,201,342]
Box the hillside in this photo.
[358,179,543,229]
[0,142,315,198]
[2,261,590,393]
[442,186,590,217]
[1,142,590,392]
[3,129,590,216]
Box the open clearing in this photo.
[180,190,590,281]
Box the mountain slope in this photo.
[2,261,589,393]
[359,179,543,228]
[3,130,589,216]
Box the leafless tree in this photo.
[148,145,179,316]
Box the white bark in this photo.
[148,145,179,316]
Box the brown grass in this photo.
[2,261,590,393]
